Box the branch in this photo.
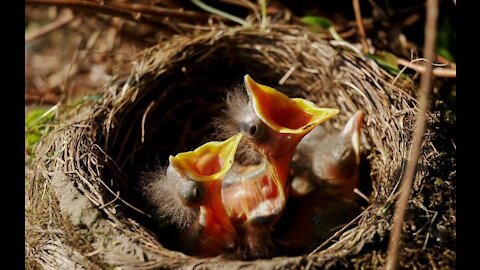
[25,9,74,43]
[353,0,370,53]
[191,0,250,27]
[108,2,214,21]
[26,0,215,30]
[149,0,181,9]
[397,58,456,78]
[386,0,439,269]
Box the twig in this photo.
[191,0,251,27]
[85,248,104,257]
[397,58,456,78]
[354,188,370,203]
[278,66,296,85]
[26,0,193,29]
[353,0,370,54]
[392,57,455,86]
[386,0,439,269]
[25,9,74,43]
[107,2,213,21]
[436,55,456,68]
[98,191,120,209]
[308,209,365,255]
[328,27,344,41]
[260,0,267,29]
[141,101,155,143]
[96,174,148,216]
[149,0,180,8]
[305,260,314,270]
[63,49,79,101]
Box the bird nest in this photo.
[26,24,455,269]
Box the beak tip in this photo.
[244,74,257,95]
[354,110,364,120]
[344,110,364,135]
[354,111,365,131]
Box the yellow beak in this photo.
[244,74,339,135]
[169,133,243,181]
[342,110,364,165]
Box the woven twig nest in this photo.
[26,24,455,269]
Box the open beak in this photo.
[169,134,243,255]
[170,133,242,181]
[243,74,339,203]
[342,110,364,165]
[244,74,339,136]
[221,162,284,224]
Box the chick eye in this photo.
[179,180,205,205]
[191,186,204,201]
[241,121,267,141]
[248,125,258,137]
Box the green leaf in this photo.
[438,48,455,63]
[301,16,343,40]
[301,16,332,29]
[25,107,56,151]
[436,18,455,62]
[25,109,47,128]
[25,108,55,130]
[26,133,41,148]
[368,51,400,75]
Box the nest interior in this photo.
[26,24,455,269]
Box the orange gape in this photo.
[189,153,223,176]
[170,134,242,256]
[192,180,237,256]
[222,164,281,225]
[219,75,339,258]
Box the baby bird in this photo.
[274,191,361,255]
[274,111,365,255]
[291,110,365,199]
[217,75,339,259]
[140,134,242,257]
